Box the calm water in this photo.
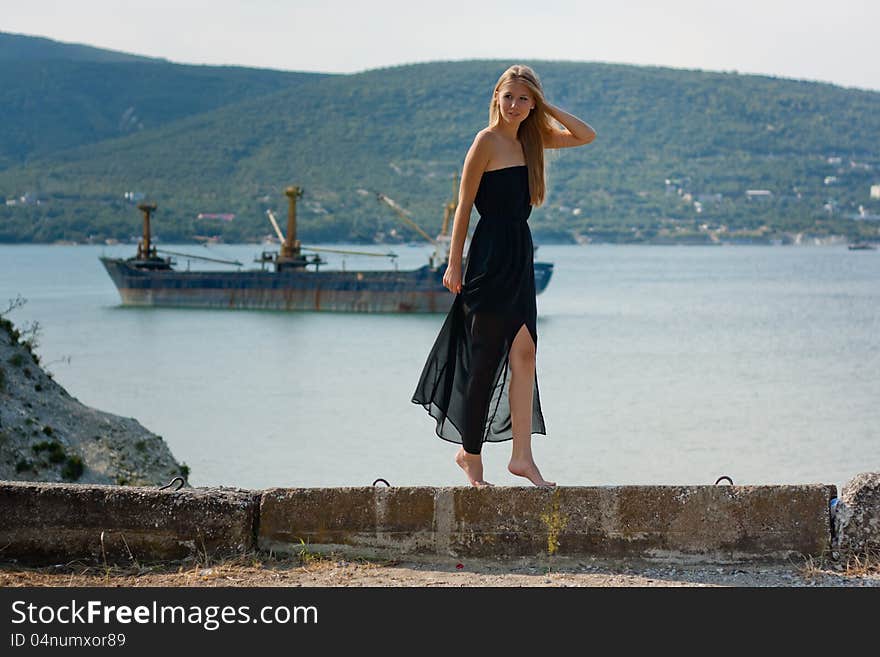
[1,242,877,491]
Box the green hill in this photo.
[0,31,160,63]
[0,33,330,170]
[1,33,878,244]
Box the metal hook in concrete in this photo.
[372,478,391,487]
[158,476,185,491]
[714,476,734,485]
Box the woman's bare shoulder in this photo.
[470,128,501,159]
[473,127,500,144]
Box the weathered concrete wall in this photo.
[833,472,880,555]
[0,481,258,564]
[258,484,837,564]
[0,480,848,565]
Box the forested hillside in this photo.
[1,32,878,245]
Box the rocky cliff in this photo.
[0,313,186,486]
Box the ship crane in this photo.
[376,171,459,270]
[129,203,243,269]
[262,187,398,272]
[265,210,398,259]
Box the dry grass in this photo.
[3,549,880,588]
[0,545,398,588]
[799,547,880,581]
[841,548,880,576]
[0,550,378,586]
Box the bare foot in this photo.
[508,458,556,487]
[455,448,493,487]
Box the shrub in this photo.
[9,353,24,367]
[15,459,34,473]
[61,456,84,481]
[33,440,66,463]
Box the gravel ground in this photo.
[2,553,878,587]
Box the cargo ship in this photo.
[100,184,554,313]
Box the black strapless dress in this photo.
[412,164,546,454]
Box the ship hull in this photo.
[100,258,554,313]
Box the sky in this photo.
[3,0,879,91]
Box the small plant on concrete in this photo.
[539,489,569,557]
[294,538,324,565]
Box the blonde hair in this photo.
[489,64,552,206]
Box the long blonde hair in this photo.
[488,64,552,206]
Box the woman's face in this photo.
[495,80,535,125]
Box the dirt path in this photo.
[2,553,877,587]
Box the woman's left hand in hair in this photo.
[542,103,597,149]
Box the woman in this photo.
[412,64,596,487]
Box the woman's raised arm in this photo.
[542,103,596,149]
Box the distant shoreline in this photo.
[0,238,875,248]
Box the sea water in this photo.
[1,242,877,491]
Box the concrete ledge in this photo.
[0,481,840,565]
[0,481,258,564]
[258,484,837,563]
[259,487,438,555]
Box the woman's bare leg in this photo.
[508,324,555,487]
[455,311,503,487]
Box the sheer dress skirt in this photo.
[411,165,546,454]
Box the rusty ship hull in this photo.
[100,257,554,313]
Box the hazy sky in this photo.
[4,0,879,91]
